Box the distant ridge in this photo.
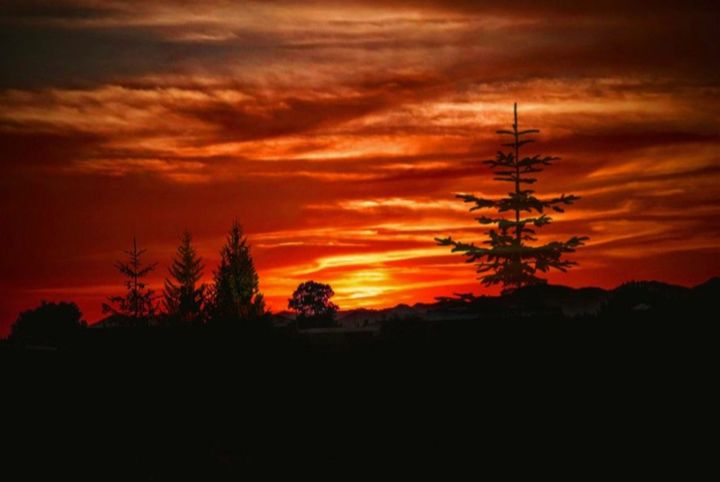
[271,277,718,327]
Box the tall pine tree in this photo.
[164,231,206,326]
[436,103,588,292]
[103,236,158,325]
[209,221,266,325]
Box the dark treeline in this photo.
[5,219,343,346]
[101,220,267,329]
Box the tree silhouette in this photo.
[102,236,158,325]
[10,301,86,345]
[436,103,588,292]
[288,281,339,329]
[209,221,266,325]
[163,231,206,326]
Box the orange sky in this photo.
[1,1,719,336]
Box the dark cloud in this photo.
[355,0,720,16]
[0,129,104,169]
[543,130,720,156]
[179,94,391,143]
[0,26,170,89]
[0,1,121,20]
[2,0,718,89]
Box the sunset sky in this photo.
[1,0,719,335]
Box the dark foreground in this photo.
[3,280,716,479]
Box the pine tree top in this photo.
[167,230,204,287]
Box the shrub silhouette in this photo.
[436,103,588,292]
[288,281,339,329]
[10,301,86,346]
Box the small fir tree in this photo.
[163,231,206,325]
[210,221,266,325]
[103,236,158,324]
[436,103,588,292]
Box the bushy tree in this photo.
[288,281,338,328]
[163,231,206,326]
[209,221,266,325]
[436,103,588,292]
[102,236,158,325]
[11,301,86,345]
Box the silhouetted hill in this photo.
[597,280,686,318]
[690,276,720,303]
[294,278,716,326]
[506,284,607,316]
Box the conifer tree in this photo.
[209,221,266,325]
[164,231,206,325]
[436,103,588,292]
[102,236,158,324]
